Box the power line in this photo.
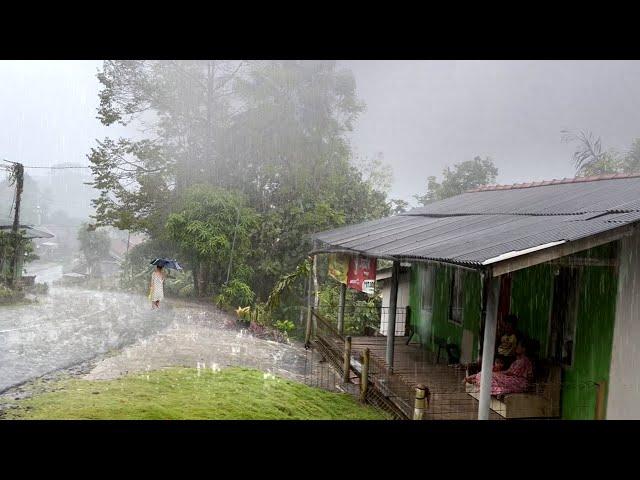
[23,166,91,169]
[2,160,90,170]
[3,159,91,170]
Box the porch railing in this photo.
[308,309,414,419]
[351,345,415,419]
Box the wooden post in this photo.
[413,384,429,420]
[595,381,607,420]
[304,256,314,347]
[9,162,24,286]
[386,260,400,371]
[343,335,352,383]
[337,282,346,335]
[312,253,319,332]
[360,348,370,402]
[478,275,501,420]
[404,305,412,337]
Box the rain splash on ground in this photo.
[0,287,308,397]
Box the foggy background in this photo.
[2,60,640,205]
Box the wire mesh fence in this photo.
[316,303,410,337]
[304,309,413,419]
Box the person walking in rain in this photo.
[149,264,167,309]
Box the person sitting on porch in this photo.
[464,339,534,396]
[469,314,519,374]
[496,314,519,368]
[492,356,505,372]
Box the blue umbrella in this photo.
[150,258,183,270]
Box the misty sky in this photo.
[3,60,640,206]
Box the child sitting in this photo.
[497,314,518,368]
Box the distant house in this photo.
[38,223,80,259]
[108,232,146,262]
[71,230,147,279]
[309,173,640,420]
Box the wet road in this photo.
[25,262,64,285]
[0,287,175,392]
[0,287,309,393]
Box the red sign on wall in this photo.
[347,256,377,295]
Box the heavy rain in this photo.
[1,60,640,421]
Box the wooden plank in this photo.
[349,336,502,420]
[549,256,617,267]
[491,223,637,277]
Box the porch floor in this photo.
[351,336,504,420]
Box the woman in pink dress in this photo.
[465,339,533,396]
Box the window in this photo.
[449,268,464,326]
[420,265,435,311]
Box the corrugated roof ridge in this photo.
[467,172,640,193]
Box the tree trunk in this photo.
[197,261,207,296]
[192,261,200,296]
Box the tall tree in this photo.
[166,185,258,296]
[623,138,640,174]
[208,61,389,296]
[89,60,391,303]
[561,130,622,176]
[77,223,111,277]
[388,199,409,215]
[89,60,247,236]
[415,156,498,204]
[560,129,640,176]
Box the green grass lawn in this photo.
[5,367,386,420]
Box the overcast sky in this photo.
[3,60,640,205]
[344,60,640,203]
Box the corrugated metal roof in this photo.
[312,176,640,268]
[405,176,640,216]
[466,172,640,192]
[0,225,55,239]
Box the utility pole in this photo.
[9,162,24,286]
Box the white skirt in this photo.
[150,273,164,301]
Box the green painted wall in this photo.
[561,263,617,419]
[509,263,554,356]
[408,242,618,419]
[410,264,482,358]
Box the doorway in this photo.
[548,267,580,366]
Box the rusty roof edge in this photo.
[466,172,640,193]
[309,242,486,272]
[308,246,398,261]
[401,208,640,218]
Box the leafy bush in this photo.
[164,270,195,298]
[249,303,271,326]
[273,319,295,334]
[318,282,382,336]
[178,284,195,297]
[0,284,12,299]
[0,284,23,304]
[215,279,255,309]
[235,306,252,326]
